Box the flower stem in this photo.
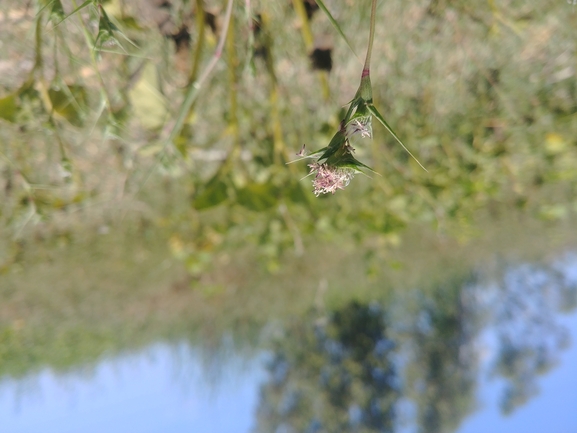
[363,0,377,74]
[359,0,376,102]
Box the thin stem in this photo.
[226,9,240,153]
[363,0,377,74]
[189,0,206,86]
[243,0,254,72]
[292,0,314,48]
[168,0,235,145]
[34,13,43,70]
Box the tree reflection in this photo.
[254,256,577,432]
[254,301,399,433]
[491,260,576,413]
[404,273,480,433]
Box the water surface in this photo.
[2,250,576,433]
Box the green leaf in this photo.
[0,94,18,123]
[38,0,62,19]
[128,62,167,130]
[94,5,138,50]
[315,0,357,58]
[52,0,92,28]
[237,183,278,211]
[367,104,428,172]
[317,130,347,161]
[349,101,370,119]
[342,98,358,125]
[286,146,327,166]
[94,7,121,51]
[193,175,229,210]
[47,0,66,22]
[48,85,87,127]
[329,150,378,175]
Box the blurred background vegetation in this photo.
[1,0,575,274]
[1,0,576,430]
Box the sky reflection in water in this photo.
[0,344,264,433]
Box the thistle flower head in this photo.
[307,162,356,197]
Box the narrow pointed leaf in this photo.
[315,0,358,59]
[343,94,362,123]
[367,104,428,172]
[318,131,347,160]
[323,146,379,176]
[319,143,345,161]
[336,152,379,175]
[286,147,327,164]
[37,0,55,17]
[53,0,93,28]
[114,29,138,48]
[47,0,66,22]
[326,129,347,149]
[346,101,370,124]
[99,6,138,47]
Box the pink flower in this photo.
[308,162,356,196]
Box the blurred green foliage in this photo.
[0,0,575,276]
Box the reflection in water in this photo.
[491,259,576,413]
[1,255,576,433]
[0,343,263,433]
[254,256,577,433]
[255,302,398,433]
[404,273,479,433]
